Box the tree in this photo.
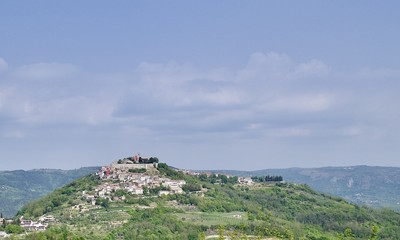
[157,163,168,169]
[96,198,110,209]
[199,174,208,181]
[150,157,159,163]
[228,176,238,184]
[220,175,228,184]
[5,224,23,234]
[114,189,126,197]
[143,186,149,195]
[218,225,225,240]
[182,183,202,192]
[369,225,379,240]
[198,232,206,240]
[339,228,355,240]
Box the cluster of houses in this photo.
[90,160,186,201]
[0,215,55,236]
[19,215,55,232]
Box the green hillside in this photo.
[215,166,400,212]
[6,163,400,239]
[0,167,100,217]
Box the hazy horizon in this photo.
[2,163,400,172]
[1,1,400,171]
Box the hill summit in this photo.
[4,157,400,239]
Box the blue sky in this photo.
[1,1,400,170]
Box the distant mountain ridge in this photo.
[212,165,400,211]
[0,167,100,217]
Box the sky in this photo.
[1,1,400,170]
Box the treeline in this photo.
[251,175,283,182]
[157,163,186,180]
[198,173,238,184]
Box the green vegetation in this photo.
[198,173,238,184]
[0,167,99,217]
[128,168,147,173]
[251,175,283,182]
[157,163,186,180]
[172,212,248,226]
[11,164,400,239]
[220,166,400,211]
[18,174,101,218]
[5,224,23,234]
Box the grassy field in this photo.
[172,211,248,226]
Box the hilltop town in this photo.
[2,155,190,235]
[1,155,284,238]
[92,155,186,199]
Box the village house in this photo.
[162,179,186,188]
[39,215,55,223]
[170,186,184,194]
[238,177,254,185]
[19,216,49,231]
[125,186,144,195]
[0,231,9,238]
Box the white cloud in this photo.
[3,130,25,139]
[134,61,246,109]
[269,127,311,137]
[0,57,8,71]
[0,88,10,109]
[339,126,362,136]
[16,97,115,125]
[293,59,330,78]
[13,62,79,80]
[1,52,398,148]
[115,53,380,141]
[109,53,347,142]
[262,94,334,113]
[357,67,400,79]
[0,62,120,126]
[2,52,400,170]
[236,52,293,83]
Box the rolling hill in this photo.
[0,167,100,217]
[6,163,400,239]
[214,165,400,212]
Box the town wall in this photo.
[111,163,157,170]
